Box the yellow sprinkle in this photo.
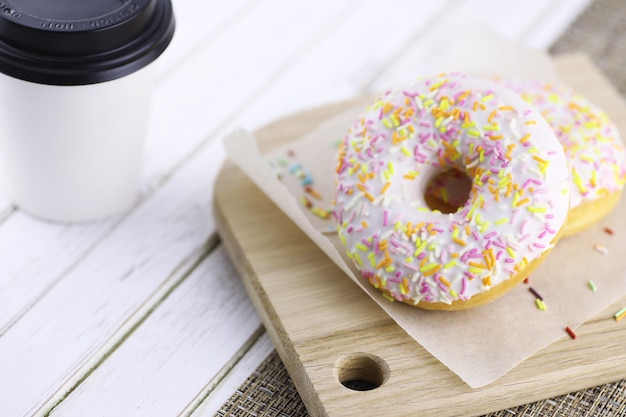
[506,247,516,258]
[515,198,530,207]
[527,206,547,213]
[422,265,442,276]
[439,276,452,287]
[362,220,369,228]
[535,299,547,311]
[381,182,391,194]
[355,243,368,251]
[453,237,467,246]
[495,217,509,225]
[401,147,411,156]
[444,260,457,269]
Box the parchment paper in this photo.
[223,28,626,388]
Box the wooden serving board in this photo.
[214,54,626,417]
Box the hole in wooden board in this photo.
[334,353,389,391]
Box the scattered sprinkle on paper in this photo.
[593,244,608,255]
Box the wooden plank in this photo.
[0,138,225,417]
[46,246,262,417]
[240,0,453,130]
[190,331,275,417]
[367,0,591,93]
[214,54,626,417]
[521,0,592,49]
[0,0,354,351]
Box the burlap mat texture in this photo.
[217,0,626,415]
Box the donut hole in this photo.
[334,353,389,391]
[424,169,472,214]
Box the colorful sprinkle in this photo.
[614,307,626,321]
[565,326,577,339]
[587,280,598,292]
[593,244,608,255]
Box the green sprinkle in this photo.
[614,307,626,319]
[587,280,598,292]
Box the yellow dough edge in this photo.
[377,223,567,311]
[563,191,622,238]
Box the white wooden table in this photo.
[0,1,593,416]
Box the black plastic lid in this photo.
[0,0,175,85]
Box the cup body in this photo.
[0,0,174,222]
[0,65,155,222]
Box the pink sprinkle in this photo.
[538,231,547,239]
[505,258,515,263]
[496,250,503,260]
[383,210,389,227]
[520,220,529,235]
[403,263,420,272]
[518,234,531,242]
[533,242,546,249]
[492,241,508,249]
[522,178,534,189]
[361,239,371,247]
[485,231,498,239]
[472,230,480,241]
[460,278,467,295]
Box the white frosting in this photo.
[501,79,626,208]
[333,74,570,306]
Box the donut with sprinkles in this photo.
[501,79,626,236]
[332,73,570,310]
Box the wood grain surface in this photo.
[215,54,626,417]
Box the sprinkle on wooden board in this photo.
[604,227,614,235]
[565,326,577,340]
[587,280,598,292]
[614,307,626,321]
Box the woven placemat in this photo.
[217,0,626,415]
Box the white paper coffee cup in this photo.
[0,0,175,222]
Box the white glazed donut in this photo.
[501,79,626,236]
[333,73,570,310]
